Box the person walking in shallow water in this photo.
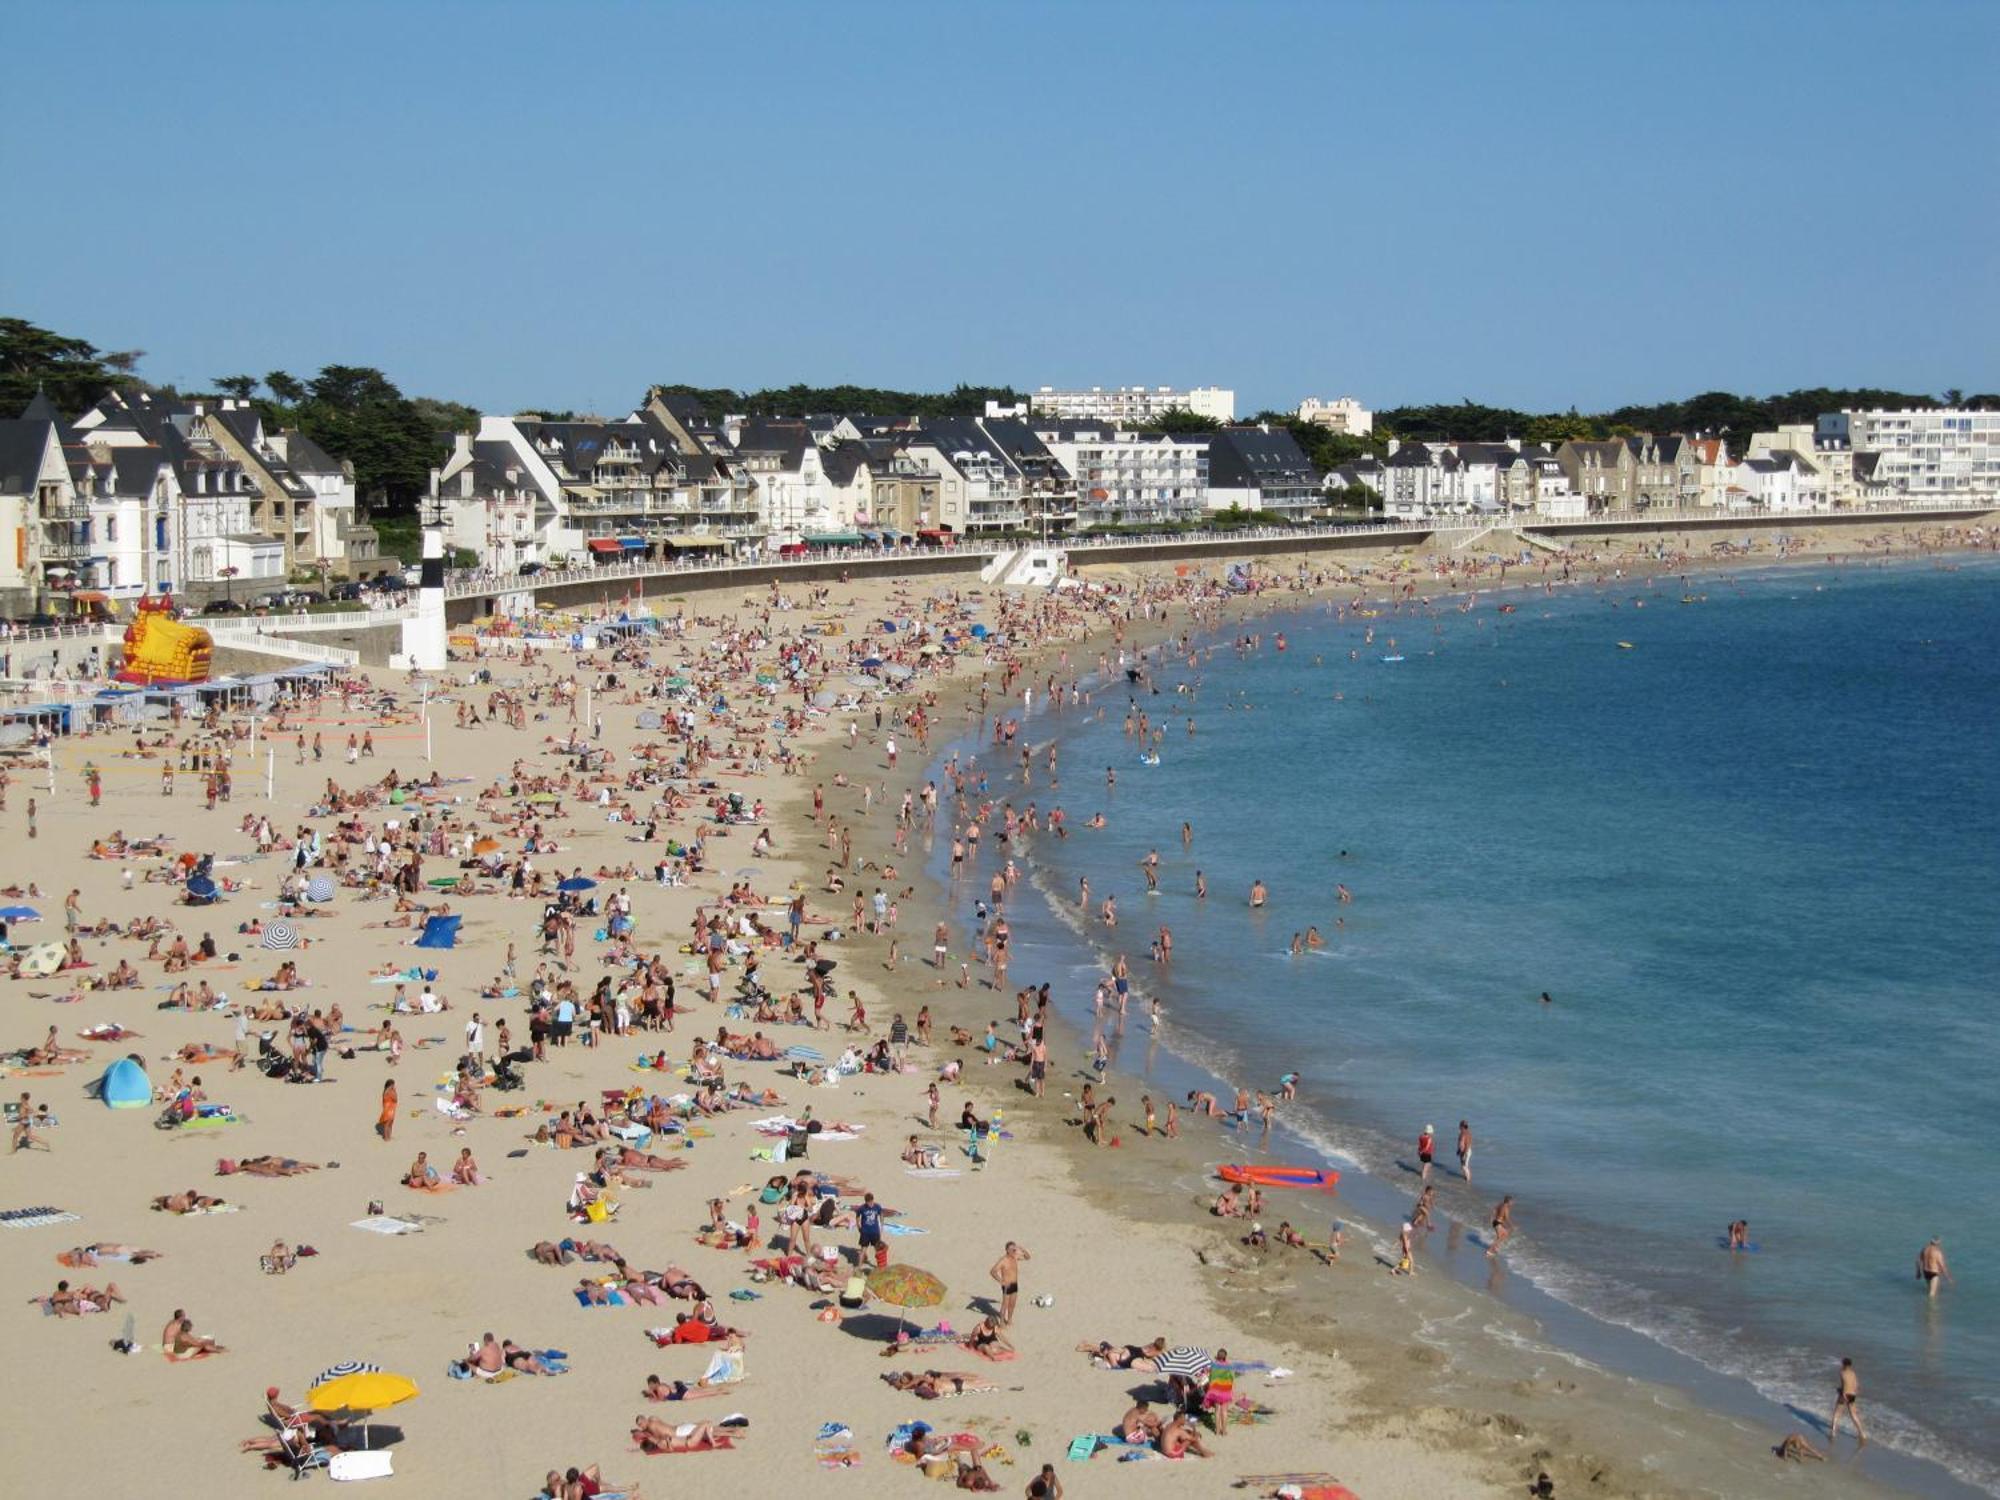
[1916,1237,1953,1298]
[1829,1356,1867,1447]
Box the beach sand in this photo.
[5,525,1983,1499]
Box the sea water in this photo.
[933,557,2000,1494]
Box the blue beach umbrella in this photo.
[558,876,597,892]
[0,904,40,920]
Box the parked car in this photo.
[516,561,545,576]
[201,599,246,615]
[329,581,366,601]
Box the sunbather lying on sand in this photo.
[538,1465,638,1500]
[175,1044,241,1065]
[218,1156,319,1177]
[612,1146,687,1172]
[631,1416,734,1453]
[880,1369,999,1399]
[1077,1336,1167,1370]
[152,1189,228,1213]
[530,1237,621,1266]
[58,1243,162,1266]
[40,1278,125,1314]
[642,1373,730,1402]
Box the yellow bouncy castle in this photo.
[116,595,213,686]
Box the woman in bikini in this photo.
[630,1416,732,1452]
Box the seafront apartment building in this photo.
[1027,385,1236,425]
[1818,409,2000,499]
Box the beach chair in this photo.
[274,1420,330,1481]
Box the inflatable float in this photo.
[1218,1164,1339,1190]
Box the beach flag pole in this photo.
[266,747,275,800]
[425,715,433,763]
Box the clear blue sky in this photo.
[5,0,1995,416]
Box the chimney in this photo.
[452,432,473,464]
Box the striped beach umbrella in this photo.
[1154,1345,1212,1379]
[261,919,301,950]
[304,875,337,903]
[308,1359,379,1389]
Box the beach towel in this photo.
[350,1215,425,1235]
[701,1347,744,1385]
[0,1207,81,1229]
[903,1168,960,1180]
[815,1420,861,1468]
[881,1223,928,1237]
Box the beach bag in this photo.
[839,1274,867,1309]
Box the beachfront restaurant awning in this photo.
[587,538,622,555]
[805,531,864,546]
[663,534,727,550]
[618,536,648,550]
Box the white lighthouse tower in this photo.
[397,503,449,671]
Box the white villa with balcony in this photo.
[1034,422,1208,527]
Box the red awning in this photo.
[587,538,622,553]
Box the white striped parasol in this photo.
[261,919,301,950]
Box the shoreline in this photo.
[0,521,1987,1500]
[798,530,1996,1499]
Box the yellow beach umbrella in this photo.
[308,1370,420,1413]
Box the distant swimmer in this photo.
[1727,1219,1751,1252]
[1456,1120,1473,1182]
[1194,871,1207,900]
[1289,932,1304,957]
[1249,879,1268,908]
[1486,1195,1515,1258]
[1917,1237,1954,1298]
[1539,991,1553,1005]
[1304,926,1325,949]
[1416,1124,1435,1182]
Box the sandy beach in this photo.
[3,519,1989,1500]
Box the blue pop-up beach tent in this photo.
[97,1057,152,1109]
[414,914,461,950]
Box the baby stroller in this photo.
[491,1055,526,1093]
